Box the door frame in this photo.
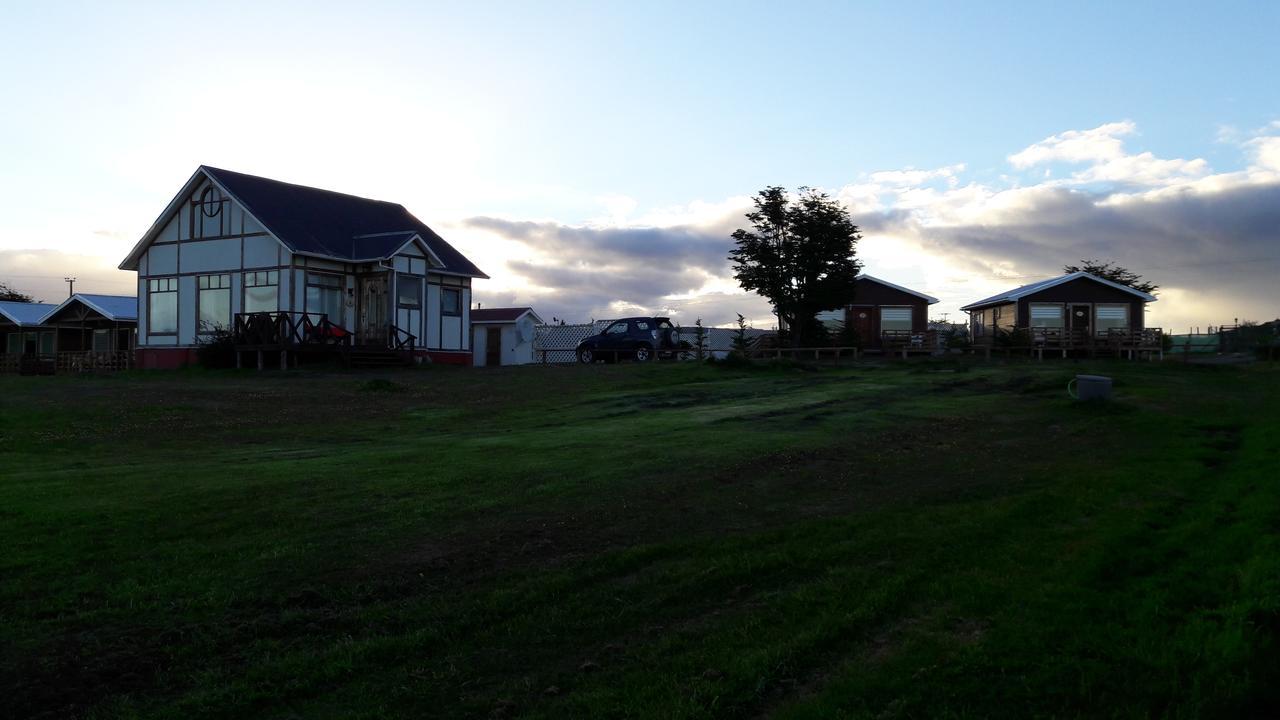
[1069,303,1093,338]
[357,272,390,345]
[486,326,502,366]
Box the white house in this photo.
[118,166,487,368]
[471,307,543,366]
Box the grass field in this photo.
[2,358,1278,719]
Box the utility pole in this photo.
[64,277,76,298]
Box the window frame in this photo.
[147,276,179,336]
[879,305,914,332]
[242,270,280,314]
[1028,302,1065,329]
[1094,303,1130,332]
[305,272,346,323]
[397,275,422,309]
[441,287,462,317]
[196,273,233,334]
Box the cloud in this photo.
[0,250,135,303]
[465,120,1280,332]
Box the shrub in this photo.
[195,327,237,369]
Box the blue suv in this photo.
[576,317,686,363]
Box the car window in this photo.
[634,320,651,331]
[657,320,673,329]
[605,322,628,335]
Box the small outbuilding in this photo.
[816,274,940,348]
[961,271,1158,345]
[471,307,543,367]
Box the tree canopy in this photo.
[729,187,861,346]
[1064,260,1159,295]
[0,282,35,303]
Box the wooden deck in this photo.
[972,327,1165,360]
[231,312,417,369]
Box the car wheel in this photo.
[634,344,652,362]
[578,348,594,364]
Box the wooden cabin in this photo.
[961,271,1160,354]
[816,274,940,350]
[118,166,487,369]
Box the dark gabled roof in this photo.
[200,166,485,276]
[0,301,58,326]
[960,271,1158,311]
[857,274,939,304]
[40,294,137,324]
[471,307,543,324]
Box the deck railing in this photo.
[387,324,416,353]
[232,312,352,349]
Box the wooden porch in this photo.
[972,327,1165,360]
[231,312,417,369]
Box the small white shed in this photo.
[472,307,543,367]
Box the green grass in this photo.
[1,359,1277,719]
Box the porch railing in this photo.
[232,312,352,349]
[387,324,416,353]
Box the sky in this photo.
[2,0,1278,331]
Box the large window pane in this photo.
[148,280,178,334]
[92,329,111,352]
[880,307,912,332]
[6,333,20,353]
[398,279,420,308]
[198,274,232,332]
[40,332,55,354]
[441,288,461,316]
[243,271,279,313]
[1029,303,1064,328]
[1096,304,1129,332]
[306,285,344,323]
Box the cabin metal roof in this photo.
[960,271,1158,311]
[0,301,58,326]
[39,294,138,324]
[857,274,940,304]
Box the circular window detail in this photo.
[858,312,868,318]
[1075,310,1085,317]
[199,187,223,217]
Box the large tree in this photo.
[729,186,862,346]
[0,281,35,303]
[1064,260,1159,295]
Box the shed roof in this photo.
[40,294,138,324]
[0,301,58,326]
[471,307,543,324]
[960,271,1158,311]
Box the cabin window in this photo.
[40,332,55,354]
[243,270,279,314]
[441,288,462,317]
[5,333,19,354]
[1029,303,1064,328]
[148,277,178,334]
[880,307,912,332]
[197,274,232,332]
[1095,304,1129,332]
[397,279,421,308]
[305,272,345,323]
[92,329,111,352]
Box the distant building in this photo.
[472,307,544,366]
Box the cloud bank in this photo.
[463,121,1280,330]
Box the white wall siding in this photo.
[148,244,178,275]
[461,289,471,351]
[425,284,441,348]
[178,275,197,345]
[179,238,241,273]
[243,235,278,268]
[137,278,148,337]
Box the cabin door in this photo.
[1070,304,1091,338]
[358,275,389,345]
[486,327,502,366]
[848,308,875,346]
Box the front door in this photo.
[358,275,388,345]
[486,327,502,366]
[1070,304,1091,339]
[848,307,875,346]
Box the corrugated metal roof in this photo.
[37,294,139,324]
[0,301,58,326]
[960,271,1158,311]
